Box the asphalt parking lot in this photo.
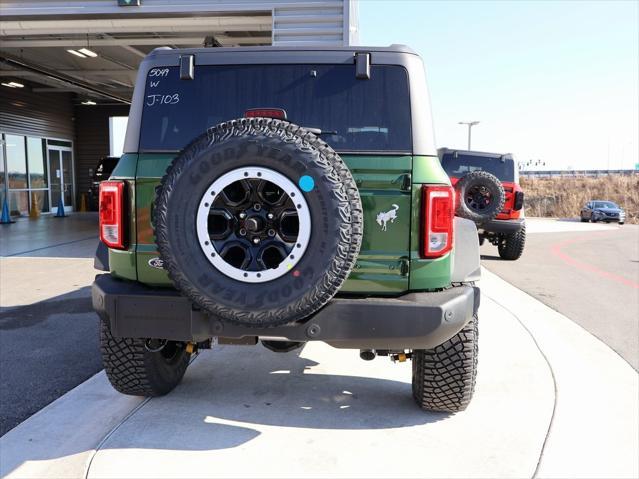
[481,219,639,369]
[0,214,101,436]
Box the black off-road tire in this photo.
[100,320,190,397]
[454,171,505,225]
[498,224,526,260]
[580,216,588,223]
[154,117,362,328]
[412,313,478,413]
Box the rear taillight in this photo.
[513,190,524,211]
[421,185,454,258]
[99,181,125,249]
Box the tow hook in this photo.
[390,352,412,363]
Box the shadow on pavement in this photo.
[109,345,449,438]
[480,254,503,261]
[0,287,102,436]
[1,346,449,478]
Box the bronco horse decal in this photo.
[376,204,399,231]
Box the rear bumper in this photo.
[92,274,479,350]
[479,218,525,235]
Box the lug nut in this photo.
[253,237,260,244]
[253,203,262,211]
[239,212,247,219]
[268,229,276,237]
[239,228,247,236]
[267,213,274,220]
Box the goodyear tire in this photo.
[454,171,505,225]
[100,319,190,396]
[498,223,526,260]
[154,118,362,328]
[412,313,478,413]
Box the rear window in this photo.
[139,64,411,153]
[440,153,515,182]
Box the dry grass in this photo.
[520,175,639,224]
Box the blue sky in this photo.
[359,0,638,170]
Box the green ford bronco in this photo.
[92,45,481,413]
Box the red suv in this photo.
[439,148,525,260]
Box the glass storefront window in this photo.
[9,190,28,216]
[1,132,72,216]
[27,137,48,188]
[47,139,72,148]
[0,136,5,206]
[31,190,50,213]
[6,134,27,189]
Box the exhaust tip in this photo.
[359,349,376,361]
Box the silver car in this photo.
[580,200,626,225]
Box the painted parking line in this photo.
[4,236,96,257]
[551,236,639,290]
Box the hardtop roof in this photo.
[147,44,418,57]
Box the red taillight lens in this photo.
[244,108,287,120]
[421,185,454,258]
[99,181,125,249]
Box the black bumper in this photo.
[479,218,525,235]
[92,274,479,350]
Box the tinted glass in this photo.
[94,157,119,180]
[27,137,48,188]
[5,135,27,189]
[139,64,412,153]
[594,201,618,209]
[440,153,514,182]
[47,139,72,148]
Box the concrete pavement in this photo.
[2,269,637,478]
[481,269,638,478]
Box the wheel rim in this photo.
[465,185,493,212]
[196,167,311,283]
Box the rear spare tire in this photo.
[454,171,505,225]
[154,118,362,328]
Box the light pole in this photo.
[458,121,480,150]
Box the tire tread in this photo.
[498,224,526,260]
[100,320,189,396]
[412,314,478,413]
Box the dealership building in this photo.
[0,0,359,216]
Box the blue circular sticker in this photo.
[299,175,315,192]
